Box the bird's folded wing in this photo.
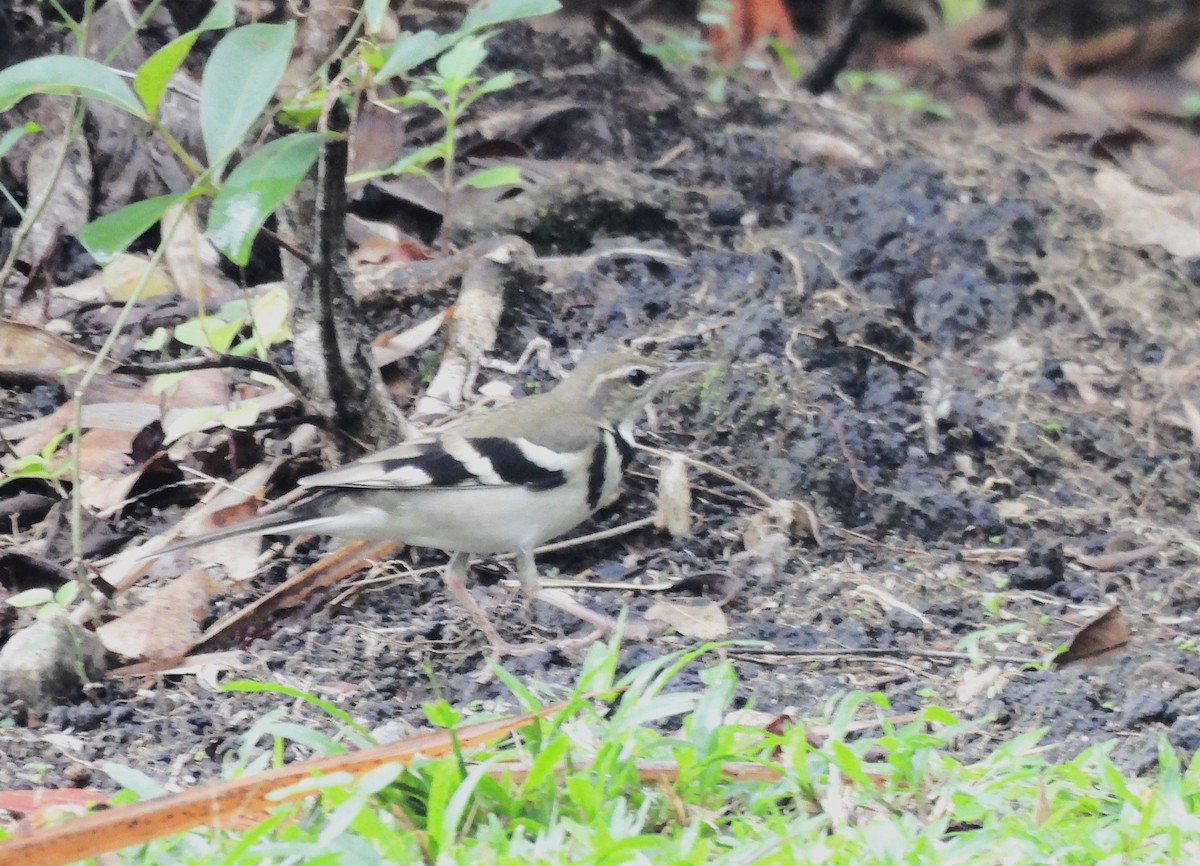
[299,432,594,492]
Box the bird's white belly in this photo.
[320,484,598,554]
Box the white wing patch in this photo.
[440,434,505,486]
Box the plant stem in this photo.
[439,102,458,256]
[69,207,187,617]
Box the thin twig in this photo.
[731,646,1040,666]
[70,207,189,616]
[112,354,286,379]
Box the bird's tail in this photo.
[139,497,332,561]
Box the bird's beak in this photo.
[659,360,715,388]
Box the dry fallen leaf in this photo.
[0,320,118,380]
[742,498,821,548]
[162,201,228,301]
[787,131,876,167]
[1091,168,1200,258]
[96,568,222,661]
[1054,605,1131,667]
[101,253,173,301]
[955,664,1003,704]
[645,599,728,639]
[653,453,693,538]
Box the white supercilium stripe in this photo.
[440,434,506,485]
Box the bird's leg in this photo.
[443,552,544,657]
[514,549,542,596]
[516,551,654,643]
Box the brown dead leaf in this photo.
[23,136,91,267]
[1091,168,1200,257]
[193,539,403,655]
[77,426,137,477]
[787,131,876,168]
[102,461,278,593]
[347,100,408,183]
[1054,605,1131,667]
[645,599,728,639]
[372,309,450,367]
[742,498,821,548]
[86,452,184,518]
[162,201,229,301]
[96,568,222,661]
[994,500,1029,521]
[0,320,118,381]
[956,664,1003,704]
[1030,14,1200,76]
[351,236,435,268]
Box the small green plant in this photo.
[15,633,1200,863]
[838,69,953,119]
[353,0,559,249]
[2,429,74,489]
[6,580,81,620]
[955,620,1027,664]
[141,286,294,442]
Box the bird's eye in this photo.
[626,368,650,388]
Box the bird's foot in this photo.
[552,616,666,654]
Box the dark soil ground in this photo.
[3,11,1200,795]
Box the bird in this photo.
[146,351,709,656]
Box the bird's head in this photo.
[555,352,710,426]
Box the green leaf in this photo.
[174,316,244,353]
[162,405,225,443]
[459,165,520,189]
[249,285,292,347]
[436,34,489,81]
[220,401,262,431]
[7,588,54,608]
[397,89,445,112]
[139,326,169,352]
[0,56,146,116]
[135,31,200,116]
[0,122,40,161]
[197,1,237,30]
[376,30,451,79]
[199,22,297,167]
[363,0,392,34]
[460,0,562,33]
[78,192,187,264]
[207,132,326,265]
[54,582,81,606]
[347,142,442,183]
[102,763,169,799]
[472,71,517,98]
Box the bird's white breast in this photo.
[316,483,598,554]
